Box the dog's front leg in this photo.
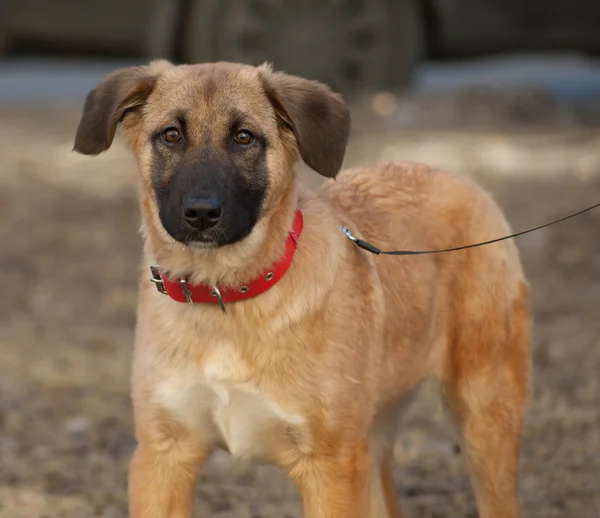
[290,438,371,518]
[128,426,208,518]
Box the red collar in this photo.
[149,210,304,312]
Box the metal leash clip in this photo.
[340,226,358,242]
[340,226,381,254]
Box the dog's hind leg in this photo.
[438,281,532,518]
[367,457,403,518]
[367,409,407,518]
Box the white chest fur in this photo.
[153,342,305,461]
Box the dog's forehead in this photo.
[145,63,273,127]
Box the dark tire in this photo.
[182,0,424,95]
[144,0,183,60]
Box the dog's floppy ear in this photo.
[258,64,351,178]
[73,64,161,155]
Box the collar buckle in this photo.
[150,265,167,294]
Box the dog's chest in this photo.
[154,343,306,461]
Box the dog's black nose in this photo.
[183,197,222,230]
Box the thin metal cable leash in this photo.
[341,202,600,256]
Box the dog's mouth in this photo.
[186,239,220,250]
[178,224,223,249]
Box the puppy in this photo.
[74,60,531,518]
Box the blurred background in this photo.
[0,1,599,517]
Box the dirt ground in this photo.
[0,90,599,518]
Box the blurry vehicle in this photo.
[1,0,600,95]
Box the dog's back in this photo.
[320,159,531,401]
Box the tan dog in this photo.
[74,60,531,518]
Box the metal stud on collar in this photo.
[180,279,193,303]
[265,272,274,281]
[210,286,227,314]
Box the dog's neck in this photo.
[141,182,300,289]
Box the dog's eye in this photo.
[162,128,181,144]
[234,130,254,146]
